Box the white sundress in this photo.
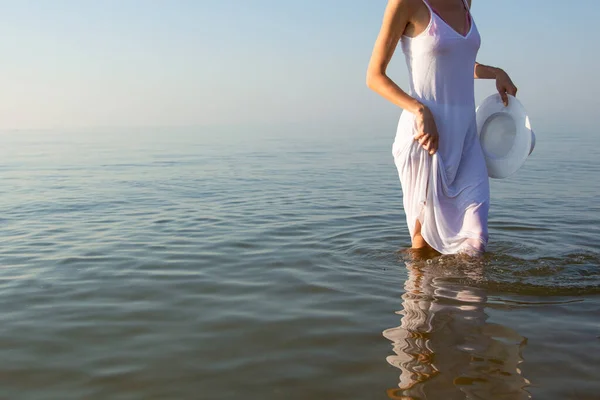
[392,0,490,254]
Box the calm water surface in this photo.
[0,127,599,399]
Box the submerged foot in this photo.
[403,245,440,261]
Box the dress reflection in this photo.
[384,259,530,399]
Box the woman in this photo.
[366,0,517,255]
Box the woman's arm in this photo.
[366,0,421,114]
[469,1,517,106]
[474,62,518,106]
[474,62,502,79]
[366,0,439,155]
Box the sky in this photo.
[0,0,598,133]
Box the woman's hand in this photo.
[474,63,518,106]
[495,69,518,106]
[413,106,439,155]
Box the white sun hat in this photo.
[476,94,536,179]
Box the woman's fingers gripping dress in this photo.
[414,107,439,155]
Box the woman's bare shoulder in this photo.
[383,0,418,25]
[387,0,419,12]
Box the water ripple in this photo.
[0,129,599,399]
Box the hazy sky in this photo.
[1,0,598,133]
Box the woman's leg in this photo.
[412,219,433,250]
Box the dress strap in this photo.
[423,0,470,11]
[421,0,441,20]
[462,0,472,27]
[421,0,434,12]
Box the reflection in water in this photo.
[384,259,531,399]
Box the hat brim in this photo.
[476,94,532,179]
